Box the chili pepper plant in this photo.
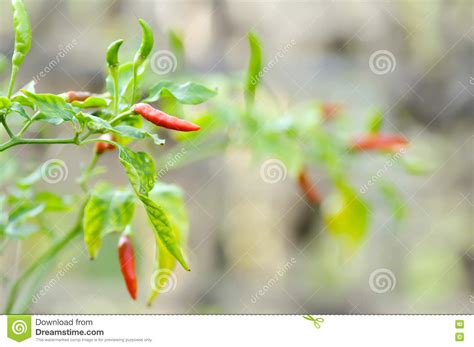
[0,1,426,313]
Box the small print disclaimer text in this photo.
[32,318,152,344]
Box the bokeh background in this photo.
[0,0,473,314]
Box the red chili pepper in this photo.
[132,103,200,132]
[321,102,343,120]
[118,235,137,300]
[65,91,92,102]
[95,134,116,154]
[298,169,321,204]
[350,133,408,152]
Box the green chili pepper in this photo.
[106,39,124,69]
[8,0,32,98]
[132,19,154,103]
[244,32,263,108]
[134,19,154,67]
[106,39,124,115]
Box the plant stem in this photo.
[7,66,19,99]
[4,217,83,314]
[0,117,15,138]
[110,109,133,125]
[0,136,79,152]
[80,138,116,147]
[131,65,138,104]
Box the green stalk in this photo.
[0,136,80,152]
[0,117,15,138]
[7,66,19,99]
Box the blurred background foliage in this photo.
[0,0,473,313]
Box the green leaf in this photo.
[5,202,44,239]
[22,90,75,125]
[367,109,383,134]
[118,147,190,271]
[140,195,189,271]
[244,32,263,105]
[9,203,44,224]
[72,96,109,109]
[76,112,114,132]
[16,167,43,189]
[118,146,156,196]
[145,80,217,105]
[83,183,135,259]
[10,102,30,119]
[322,182,370,249]
[35,191,73,212]
[113,125,165,146]
[6,223,39,239]
[0,97,11,109]
[149,183,189,242]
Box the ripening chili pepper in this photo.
[95,134,116,154]
[132,103,201,132]
[321,102,343,120]
[350,133,408,152]
[65,91,92,102]
[298,169,321,204]
[118,235,137,300]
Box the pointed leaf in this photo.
[145,80,216,105]
[83,184,135,259]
